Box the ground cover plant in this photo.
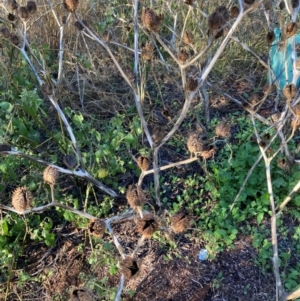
[0,0,300,300]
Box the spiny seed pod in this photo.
[9,34,19,46]
[215,122,232,138]
[215,5,229,23]
[27,1,37,15]
[141,42,154,61]
[283,83,297,100]
[42,82,54,95]
[292,104,300,117]
[7,0,18,11]
[63,154,77,169]
[284,22,298,38]
[184,0,193,6]
[185,77,198,92]
[279,1,285,10]
[12,186,33,211]
[183,30,193,45]
[244,0,255,4]
[0,27,10,39]
[292,0,299,8]
[18,6,29,22]
[187,132,206,155]
[263,0,272,10]
[266,31,275,44]
[88,218,106,238]
[208,12,223,30]
[70,287,94,301]
[214,28,224,39]
[121,257,140,280]
[151,126,165,144]
[137,156,150,171]
[0,144,11,151]
[230,6,240,18]
[126,184,146,214]
[200,146,216,159]
[8,13,16,21]
[43,166,59,186]
[178,49,189,64]
[271,112,281,123]
[64,0,79,12]
[278,158,291,173]
[142,8,164,32]
[74,20,87,30]
[170,209,190,234]
[136,214,158,238]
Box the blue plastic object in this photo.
[269,28,300,89]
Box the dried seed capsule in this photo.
[42,82,54,95]
[137,156,150,171]
[230,6,240,18]
[0,27,10,39]
[64,0,79,12]
[184,0,193,5]
[215,121,232,138]
[185,77,198,92]
[266,30,275,44]
[121,257,140,280]
[88,218,106,238]
[284,22,298,38]
[200,146,216,159]
[136,214,158,238]
[170,209,190,234]
[70,287,94,301]
[292,103,300,117]
[183,30,193,45]
[279,1,285,9]
[18,6,29,22]
[74,19,87,30]
[27,1,37,15]
[187,132,204,155]
[126,184,146,214]
[12,186,33,211]
[215,5,229,23]
[178,49,189,64]
[43,166,59,186]
[141,42,154,61]
[7,0,18,11]
[8,13,16,21]
[9,34,19,46]
[283,83,297,100]
[151,125,165,144]
[142,8,164,32]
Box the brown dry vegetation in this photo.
[0,0,300,301]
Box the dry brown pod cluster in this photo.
[11,186,33,211]
[266,31,275,44]
[18,6,29,22]
[283,83,297,100]
[43,166,59,186]
[187,132,206,155]
[178,49,189,64]
[183,30,194,45]
[126,184,146,215]
[215,121,232,138]
[208,6,229,31]
[137,155,150,171]
[230,6,240,18]
[141,42,154,61]
[284,22,298,38]
[142,8,164,32]
[88,218,106,238]
[170,209,190,233]
[121,256,140,280]
[0,27,10,39]
[74,20,87,31]
[27,1,37,15]
[136,214,158,239]
[70,287,95,301]
[64,0,79,12]
[185,76,198,92]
